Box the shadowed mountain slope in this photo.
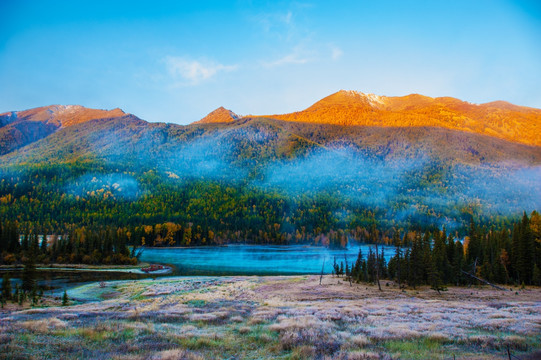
[3,114,540,169]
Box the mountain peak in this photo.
[269,90,541,146]
[316,90,388,109]
[0,105,127,128]
[194,107,239,124]
[0,104,131,156]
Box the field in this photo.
[1,275,540,359]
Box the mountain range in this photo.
[1,90,540,164]
[0,90,540,233]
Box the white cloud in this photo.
[164,56,238,85]
[263,46,312,68]
[264,53,309,67]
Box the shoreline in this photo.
[0,262,174,275]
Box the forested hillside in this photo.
[1,113,539,236]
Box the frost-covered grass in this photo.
[0,275,540,359]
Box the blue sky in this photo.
[1,0,540,124]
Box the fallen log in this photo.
[460,270,508,291]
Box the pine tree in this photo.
[428,255,445,294]
[7,222,20,253]
[408,234,423,288]
[0,221,4,253]
[41,234,48,253]
[31,286,38,306]
[371,223,382,291]
[22,247,37,293]
[1,273,12,300]
[394,231,402,288]
[518,212,535,284]
[466,218,481,266]
[433,230,449,283]
[13,284,20,304]
[533,264,541,286]
[453,240,465,286]
[21,230,29,252]
[332,257,339,277]
[62,290,69,306]
[367,247,375,283]
[352,248,363,282]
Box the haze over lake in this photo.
[139,243,397,275]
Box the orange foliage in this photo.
[269,90,541,146]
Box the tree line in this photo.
[335,212,541,288]
[0,220,137,266]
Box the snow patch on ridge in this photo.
[53,105,83,115]
[342,90,386,107]
[364,93,386,106]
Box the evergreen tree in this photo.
[31,286,38,306]
[433,230,449,283]
[352,248,364,282]
[8,222,20,253]
[428,255,445,294]
[367,247,376,283]
[41,234,48,253]
[408,234,423,288]
[394,231,402,288]
[533,264,541,286]
[466,219,481,266]
[453,239,465,286]
[13,284,20,304]
[516,212,535,284]
[62,290,69,306]
[22,247,37,293]
[371,223,382,291]
[1,273,12,300]
[21,230,29,252]
[0,221,4,253]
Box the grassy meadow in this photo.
[1,276,540,359]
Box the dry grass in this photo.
[346,351,382,360]
[150,349,204,360]
[20,317,68,333]
[349,334,371,347]
[0,275,539,360]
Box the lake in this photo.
[0,244,398,295]
[139,243,398,275]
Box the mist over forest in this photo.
[2,121,539,241]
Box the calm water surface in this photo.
[139,243,397,275]
[0,244,398,294]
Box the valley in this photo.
[1,91,540,359]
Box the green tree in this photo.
[62,290,69,306]
[1,273,12,300]
[22,251,37,293]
